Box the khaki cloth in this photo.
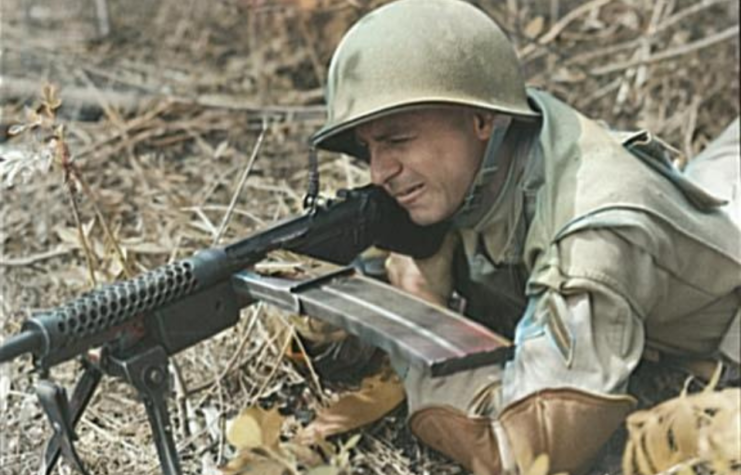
[402,91,741,417]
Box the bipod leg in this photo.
[111,346,182,475]
[35,380,92,475]
[40,360,102,475]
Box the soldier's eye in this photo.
[388,136,412,144]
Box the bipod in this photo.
[106,344,182,475]
[37,345,182,475]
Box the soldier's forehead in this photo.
[355,113,417,138]
[356,107,465,137]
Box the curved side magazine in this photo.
[232,267,513,377]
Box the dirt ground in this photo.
[0,0,739,474]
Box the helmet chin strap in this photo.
[453,115,513,228]
[303,146,321,211]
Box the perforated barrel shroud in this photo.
[24,258,200,367]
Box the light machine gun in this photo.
[0,185,512,475]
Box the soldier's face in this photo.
[356,107,493,225]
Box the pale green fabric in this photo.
[683,118,741,363]
[411,90,740,410]
[520,90,740,355]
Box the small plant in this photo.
[2,84,132,286]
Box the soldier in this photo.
[307,0,741,473]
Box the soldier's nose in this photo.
[370,151,402,186]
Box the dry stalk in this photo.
[66,181,99,287]
[213,123,268,245]
[187,304,265,402]
[67,168,134,278]
[249,327,294,406]
[76,100,174,159]
[276,312,328,405]
[76,69,137,162]
[295,9,326,88]
[0,247,72,267]
[51,102,101,288]
[653,0,731,35]
[591,25,740,75]
[519,0,613,58]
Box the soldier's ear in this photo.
[473,112,496,140]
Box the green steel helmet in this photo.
[311,0,538,158]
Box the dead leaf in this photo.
[622,388,741,474]
[122,241,171,255]
[524,16,545,38]
[524,454,550,475]
[226,406,283,451]
[8,124,28,136]
[214,140,230,159]
[281,442,325,467]
[305,466,342,475]
[219,452,287,475]
[298,367,405,444]
[55,222,94,248]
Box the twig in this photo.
[550,0,559,26]
[249,328,294,405]
[565,38,641,65]
[0,248,71,267]
[281,317,328,405]
[682,98,701,165]
[217,305,264,381]
[653,0,731,35]
[519,0,613,57]
[591,25,740,75]
[93,0,111,37]
[182,205,265,227]
[188,306,267,401]
[295,10,326,87]
[190,305,266,404]
[70,167,134,278]
[76,69,138,162]
[76,100,174,158]
[0,77,326,121]
[212,124,268,245]
[67,184,98,287]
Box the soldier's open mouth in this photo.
[396,184,424,204]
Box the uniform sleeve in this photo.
[501,228,656,407]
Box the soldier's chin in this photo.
[407,208,445,226]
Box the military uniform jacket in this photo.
[422,90,741,406]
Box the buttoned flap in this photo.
[621,130,727,211]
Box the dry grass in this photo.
[0,0,738,474]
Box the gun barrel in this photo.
[0,331,43,363]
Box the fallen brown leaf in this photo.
[227,406,284,451]
[219,451,289,475]
[297,367,405,444]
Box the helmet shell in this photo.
[311,0,538,157]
